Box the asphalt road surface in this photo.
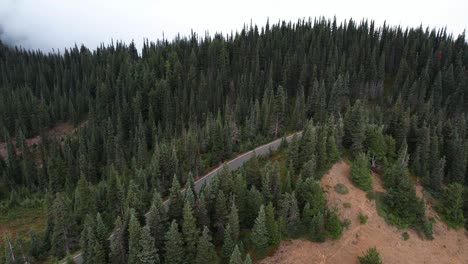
[70,131,302,264]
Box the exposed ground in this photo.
[260,161,468,264]
[0,121,85,160]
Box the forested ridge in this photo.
[0,17,467,263]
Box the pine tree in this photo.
[214,190,229,230]
[291,85,306,130]
[265,202,280,245]
[148,191,168,250]
[128,211,142,264]
[168,175,184,222]
[195,227,219,264]
[326,125,341,165]
[310,212,326,242]
[383,162,426,228]
[195,193,210,228]
[109,216,127,264]
[245,152,261,188]
[138,225,160,264]
[182,202,200,263]
[366,126,387,167]
[222,224,235,260]
[95,213,107,251]
[51,192,72,258]
[280,192,301,236]
[164,220,184,264]
[228,202,240,242]
[439,183,465,228]
[74,173,93,225]
[251,205,270,250]
[228,245,243,264]
[93,240,107,264]
[430,157,445,193]
[80,214,96,263]
[344,100,366,155]
[446,131,467,184]
[326,208,343,239]
[244,254,253,264]
[126,180,144,219]
[350,153,372,191]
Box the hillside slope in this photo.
[260,161,468,264]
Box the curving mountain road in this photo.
[70,131,302,264]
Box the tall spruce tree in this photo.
[164,220,184,264]
[195,227,219,264]
[138,225,160,264]
[350,153,372,191]
[251,205,270,250]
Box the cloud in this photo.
[0,0,466,53]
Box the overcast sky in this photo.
[0,0,466,52]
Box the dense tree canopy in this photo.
[1,17,467,262]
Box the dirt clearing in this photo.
[0,121,86,160]
[259,161,468,264]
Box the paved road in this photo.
[70,131,302,264]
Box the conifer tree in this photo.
[221,224,235,260]
[128,212,142,264]
[80,214,96,264]
[195,227,219,264]
[148,191,168,250]
[93,241,107,264]
[326,209,343,239]
[109,216,127,264]
[214,190,229,230]
[439,183,465,228]
[251,205,270,250]
[350,153,372,191]
[228,245,243,264]
[265,202,280,245]
[182,202,200,263]
[430,157,445,193]
[244,254,253,264]
[310,212,326,242]
[51,193,72,258]
[126,180,144,219]
[164,220,184,264]
[195,193,211,228]
[344,100,366,155]
[74,173,93,225]
[327,126,341,165]
[168,175,184,222]
[228,202,240,242]
[138,225,160,264]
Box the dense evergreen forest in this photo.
[1,17,467,263]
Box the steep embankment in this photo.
[260,161,468,264]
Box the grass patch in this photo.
[334,183,349,195]
[0,205,46,242]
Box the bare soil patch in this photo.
[0,121,86,160]
[260,161,468,264]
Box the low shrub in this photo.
[334,183,349,195]
[358,213,368,224]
